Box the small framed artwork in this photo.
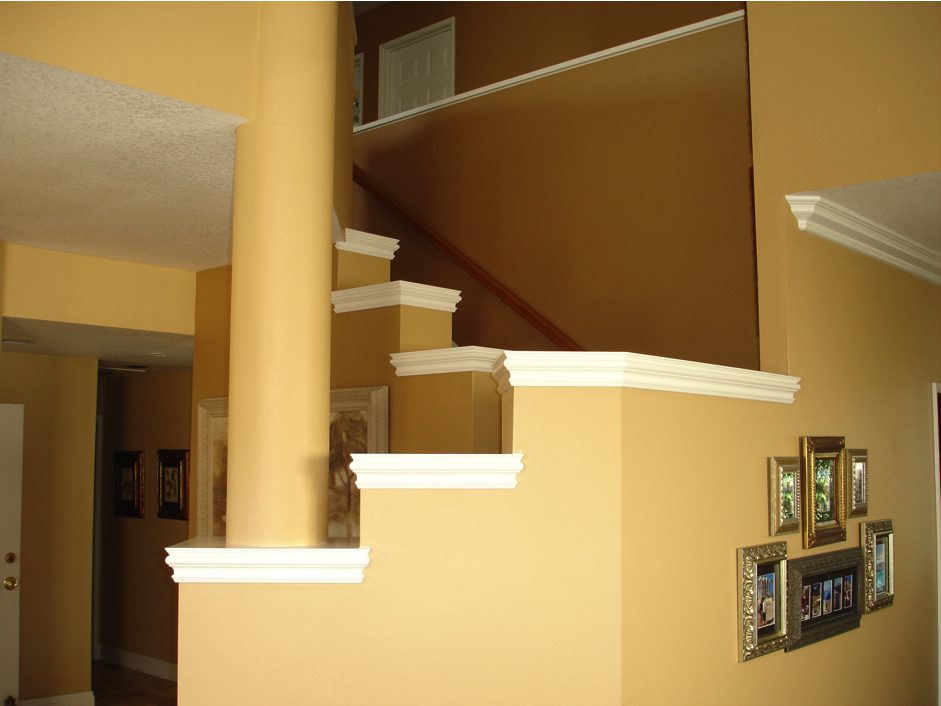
[737,541,788,661]
[847,449,869,518]
[115,451,144,518]
[768,456,800,535]
[801,436,847,548]
[157,449,189,520]
[861,519,894,613]
[786,547,862,651]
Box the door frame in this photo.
[378,17,455,120]
[932,384,941,706]
[1,404,25,703]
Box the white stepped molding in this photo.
[351,453,524,489]
[786,194,941,286]
[332,280,462,314]
[335,228,400,260]
[165,537,370,584]
[492,351,800,403]
[390,346,504,376]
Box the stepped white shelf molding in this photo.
[391,346,504,376]
[165,537,371,584]
[334,228,400,260]
[351,453,524,489]
[332,280,462,313]
[493,351,800,404]
[786,194,941,286]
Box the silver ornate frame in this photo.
[861,519,894,613]
[846,449,870,518]
[737,541,788,661]
[768,456,800,536]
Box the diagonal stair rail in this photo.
[352,163,583,351]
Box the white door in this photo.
[0,404,24,704]
[379,18,454,119]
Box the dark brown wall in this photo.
[354,1,742,124]
[353,20,759,368]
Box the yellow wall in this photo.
[354,20,759,368]
[98,369,191,665]
[0,352,97,701]
[2,243,195,335]
[0,2,259,117]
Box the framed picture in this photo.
[196,397,228,536]
[861,519,894,613]
[157,449,189,520]
[847,449,869,518]
[768,456,800,535]
[328,386,389,539]
[114,450,144,518]
[786,547,862,651]
[737,541,787,661]
[801,436,847,548]
[194,387,389,539]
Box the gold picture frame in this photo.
[737,541,788,661]
[768,456,800,535]
[801,436,846,548]
[114,450,144,518]
[847,448,869,518]
[157,449,189,520]
[861,519,894,613]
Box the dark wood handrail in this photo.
[352,164,583,351]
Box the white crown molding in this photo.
[165,537,371,584]
[492,351,800,404]
[351,453,524,489]
[332,280,461,314]
[97,644,177,682]
[390,346,504,376]
[355,11,743,134]
[786,194,941,286]
[335,228,400,260]
[20,694,95,706]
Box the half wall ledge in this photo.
[492,351,801,403]
[164,537,371,584]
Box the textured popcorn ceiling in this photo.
[0,52,246,271]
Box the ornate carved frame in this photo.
[737,541,788,661]
[768,456,801,536]
[786,547,862,651]
[861,519,894,613]
[801,436,847,548]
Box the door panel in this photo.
[379,19,454,119]
[0,404,24,703]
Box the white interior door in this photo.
[379,18,454,119]
[0,404,24,704]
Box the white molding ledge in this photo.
[355,11,743,134]
[786,194,941,286]
[332,281,462,314]
[351,453,524,489]
[390,346,504,376]
[335,228,400,260]
[20,694,95,706]
[492,351,800,403]
[165,537,370,584]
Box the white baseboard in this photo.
[97,643,177,682]
[20,692,95,706]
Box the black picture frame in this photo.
[114,450,144,518]
[786,547,862,651]
[157,449,189,520]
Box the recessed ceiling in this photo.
[0,52,246,272]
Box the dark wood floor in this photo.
[92,661,177,706]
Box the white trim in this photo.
[20,693,95,706]
[390,346,504,376]
[165,537,371,584]
[335,228,400,260]
[357,11,743,134]
[786,194,941,286]
[492,351,800,404]
[351,453,523,489]
[379,17,455,120]
[332,280,461,314]
[97,644,177,682]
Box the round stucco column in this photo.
[225,2,337,546]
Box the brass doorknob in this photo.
[3,576,17,591]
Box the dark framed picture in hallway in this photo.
[114,450,144,518]
[157,449,189,520]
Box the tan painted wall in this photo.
[0,352,97,701]
[98,369,191,665]
[334,4,354,229]
[354,1,741,125]
[0,1,259,117]
[353,20,759,368]
[2,243,196,335]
